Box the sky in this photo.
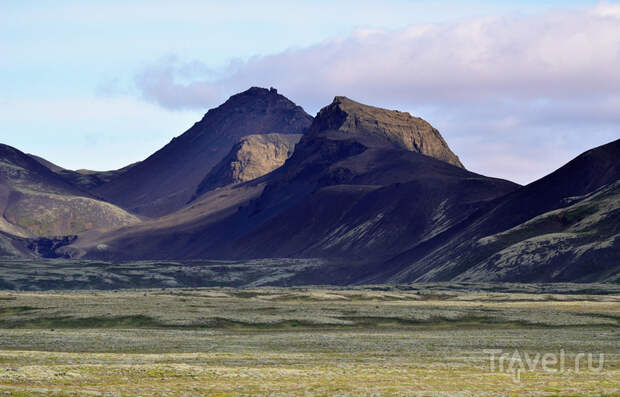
[1,0,619,184]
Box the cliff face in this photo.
[307,96,463,168]
[194,133,302,197]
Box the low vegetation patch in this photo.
[0,285,617,395]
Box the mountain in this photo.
[66,96,517,263]
[12,93,618,284]
[454,180,620,282]
[366,139,620,283]
[0,144,140,240]
[29,154,139,191]
[193,133,302,197]
[93,87,313,217]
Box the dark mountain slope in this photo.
[0,144,140,238]
[228,151,513,262]
[468,138,620,236]
[71,97,517,262]
[93,87,313,217]
[454,181,620,282]
[369,139,620,283]
[0,232,28,257]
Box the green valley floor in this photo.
[0,283,618,396]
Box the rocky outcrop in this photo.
[194,133,302,197]
[307,96,464,168]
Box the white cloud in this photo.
[136,5,620,110]
[591,1,620,17]
[133,4,620,184]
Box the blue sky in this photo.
[1,0,618,183]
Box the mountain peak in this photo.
[309,96,464,168]
[233,86,279,99]
[217,86,295,108]
[93,87,313,217]
[242,86,279,95]
[195,86,312,128]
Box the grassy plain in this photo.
[0,284,618,396]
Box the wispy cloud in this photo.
[136,3,620,108]
[134,3,620,184]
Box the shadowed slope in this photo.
[371,139,620,283]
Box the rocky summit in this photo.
[307,96,464,168]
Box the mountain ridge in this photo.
[66,96,519,266]
[364,138,620,283]
[3,88,618,284]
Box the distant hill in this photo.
[28,154,66,173]
[93,87,313,217]
[0,144,140,241]
[29,154,140,191]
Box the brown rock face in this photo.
[194,133,302,197]
[308,96,464,168]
